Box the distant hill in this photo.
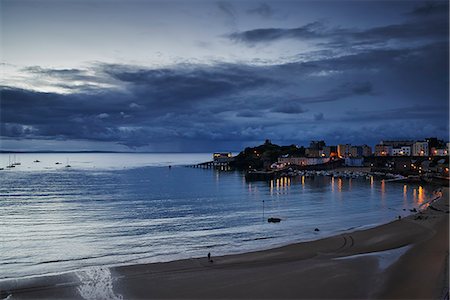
[230,140,305,170]
[0,150,124,153]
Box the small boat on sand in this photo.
[268,217,281,223]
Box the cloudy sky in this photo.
[1,0,448,152]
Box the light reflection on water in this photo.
[0,155,436,281]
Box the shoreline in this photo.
[1,188,448,299]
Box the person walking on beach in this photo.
[207,252,211,262]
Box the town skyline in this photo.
[1,0,449,152]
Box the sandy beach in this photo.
[2,188,448,300]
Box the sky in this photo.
[0,0,449,152]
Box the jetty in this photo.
[187,152,235,169]
[187,160,232,169]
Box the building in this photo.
[375,144,392,156]
[213,152,234,163]
[412,141,429,156]
[350,146,362,158]
[425,137,445,149]
[391,146,411,156]
[430,147,448,156]
[337,144,351,158]
[348,145,372,157]
[379,140,414,147]
[309,140,326,150]
[362,145,372,157]
[304,140,326,157]
[322,146,337,157]
[305,148,321,158]
[375,140,414,156]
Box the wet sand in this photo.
[2,188,448,299]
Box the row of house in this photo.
[307,138,450,158]
[336,144,372,158]
[275,137,449,169]
[374,138,449,157]
[304,141,372,158]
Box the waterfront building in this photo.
[379,140,414,147]
[349,145,372,157]
[337,144,351,158]
[425,137,445,149]
[305,148,321,157]
[391,146,411,156]
[322,146,337,157]
[350,146,362,157]
[305,140,326,157]
[412,141,429,156]
[375,144,392,156]
[213,152,234,163]
[309,140,326,150]
[362,145,372,157]
[430,147,448,156]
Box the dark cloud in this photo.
[2,43,447,149]
[270,102,307,114]
[341,105,448,122]
[246,3,274,18]
[101,63,273,108]
[229,22,324,44]
[236,110,262,118]
[2,2,448,151]
[409,1,448,16]
[229,4,448,47]
[0,62,279,148]
[314,113,324,121]
[283,82,374,104]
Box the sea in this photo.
[0,153,435,281]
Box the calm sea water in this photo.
[0,153,435,281]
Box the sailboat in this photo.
[6,155,15,168]
[65,158,71,168]
[13,154,21,166]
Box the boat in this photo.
[34,160,40,163]
[12,155,21,165]
[6,155,15,168]
[268,217,281,223]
